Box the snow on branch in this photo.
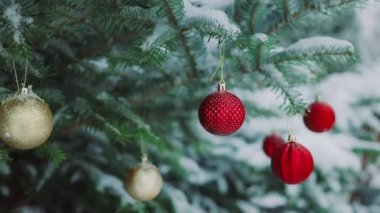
[141,23,177,51]
[260,64,307,115]
[183,0,240,36]
[269,36,355,65]
[2,0,33,44]
[188,0,234,9]
[287,36,354,52]
[266,0,365,35]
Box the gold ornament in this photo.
[125,157,163,201]
[0,87,54,150]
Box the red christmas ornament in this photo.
[263,134,285,158]
[271,135,314,184]
[303,98,335,133]
[198,81,245,136]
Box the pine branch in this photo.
[266,0,362,35]
[248,5,257,34]
[271,47,355,65]
[259,64,307,115]
[0,145,11,164]
[35,143,66,167]
[162,0,198,76]
[282,0,289,23]
[236,33,274,70]
[184,18,239,40]
[255,43,263,70]
[269,37,356,65]
[234,0,259,34]
[131,75,197,106]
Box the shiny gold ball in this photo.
[0,92,54,150]
[125,160,163,201]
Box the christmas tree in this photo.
[1,0,380,212]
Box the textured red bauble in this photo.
[271,138,314,184]
[263,134,285,158]
[198,84,245,136]
[303,100,335,133]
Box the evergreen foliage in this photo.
[0,0,378,212]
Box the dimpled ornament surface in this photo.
[198,91,245,136]
[271,141,314,184]
[125,160,163,201]
[0,93,54,150]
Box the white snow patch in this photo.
[251,192,287,208]
[285,185,301,197]
[3,0,33,43]
[261,64,289,88]
[188,0,234,9]
[141,22,171,51]
[184,0,240,34]
[233,138,269,170]
[317,64,380,131]
[86,164,133,205]
[305,174,330,208]
[89,58,108,70]
[205,135,270,170]
[199,38,220,72]
[179,156,215,184]
[370,172,380,189]
[255,33,268,42]
[356,0,380,64]
[288,36,354,52]
[165,184,205,213]
[237,200,260,213]
[299,134,361,174]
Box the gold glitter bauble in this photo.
[0,88,54,150]
[125,159,163,201]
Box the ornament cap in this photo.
[28,85,33,93]
[218,80,226,91]
[20,87,28,94]
[19,85,33,95]
[288,134,297,142]
[315,95,321,102]
[142,154,148,162]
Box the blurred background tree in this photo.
[0,0,380,212]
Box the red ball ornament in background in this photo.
[198,81,245,136]
[271,135,314,184]
[263,134,285,158]
[303,97,335,133]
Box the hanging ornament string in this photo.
[286,116,295,138]
[23,61,28,89]
[209,42,226,83]
[12,60,20,92]
[138,130,148,162]
[11,60,29,92]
